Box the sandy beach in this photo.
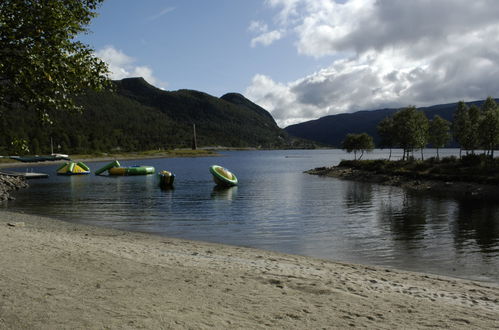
[0,211,497,329]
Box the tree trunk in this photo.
[420,148,424,161]
[389,148,392,161]
[436,147,440,160]
[359,150,364,160]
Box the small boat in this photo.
[56,161,90,175]
[158,170,175,188]
[209,165,238,187]
[108,165,155,176]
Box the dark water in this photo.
[3,149,499,283]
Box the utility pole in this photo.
[192,123,197,150]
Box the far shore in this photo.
[0,210,497,329]
[0,149,220,169]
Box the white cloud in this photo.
[251,30,283,47]
[147,6,175,21]
[248,19,284,47]
[248,20,268,33]
[246,0,499,127]
[95,46,166,88]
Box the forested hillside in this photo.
[285,100,498,147]
[0,78,291,154]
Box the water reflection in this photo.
[3,149,499,282]
[343,181,373,213]
[379,193,428,242]
[453,199,499,253]
[211,186,238,200]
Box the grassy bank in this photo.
[337,154,499,184]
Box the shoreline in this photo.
[305,165,499,201]
[0,149,219,169]
[0,210,497,328]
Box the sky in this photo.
[79,0,499,127]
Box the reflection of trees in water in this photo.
[452,199,499,253]
[379,192,428,242]
[343,181,373,212]
[377,189,499,255]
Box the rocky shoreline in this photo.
[0,175,28,201]
[305,166,499,200]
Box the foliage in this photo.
[391,106,429,160]
[478,97,499,157]
[342,133,374,160]
[452,101,471,151]
[0,0,110,121]
[429,115,451,159]
[0,78,291,154]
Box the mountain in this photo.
[284,99,498,147]
[0,77,293,154]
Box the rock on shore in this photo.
[0,175,28,201]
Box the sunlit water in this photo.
[3,149,498,283]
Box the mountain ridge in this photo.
[0,77,293,154]
[284,99,499,147]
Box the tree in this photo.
[0,0,110,122]
[377,116,396,160]
[429,115,451,159]
[392,106,429,160]
[342,133,374,160]
[466,105,482,154]
[478,97,499,157]
[452,101,470,157]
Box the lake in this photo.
[3,149,498,283]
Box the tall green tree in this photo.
[377,116,396,160]
[0,0,110,122]
[429,115,451,159]
[479,97,499,157]
[392,106,429,160]
[452,101,470,157]
[467,105,482,153]
[342,133,374,160]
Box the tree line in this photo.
[342,97,499,160]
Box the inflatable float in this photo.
[209,165,238,187]
[56,161,90,175]
[158,170,175,188]
[108,165,155,176]
[95,160,155,176]
[95,160,120,175]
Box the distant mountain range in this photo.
[0,77,304,154]
[284,99,499,147]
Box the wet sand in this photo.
[0,210,497,329]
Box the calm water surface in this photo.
[3,149,499,283]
